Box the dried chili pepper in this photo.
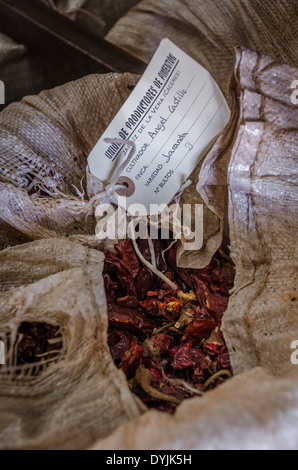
[121,340,144,376]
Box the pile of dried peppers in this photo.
[105,237,235,413]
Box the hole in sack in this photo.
[104,232,235,414]
[0,322,64,376]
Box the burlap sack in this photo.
[0,0,297,445]
[0,238,105,293]
[211,48,298,376]
[0,72,139,244]
[0,46,297,450]
[0,218,31,251]
[0,239,143,450]
[107,0,298,98]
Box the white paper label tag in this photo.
[88,38,230,215]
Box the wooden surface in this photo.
[0,0,147,77]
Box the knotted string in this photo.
[128,217,177,291]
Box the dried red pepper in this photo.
[7,322,63,369]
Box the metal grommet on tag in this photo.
[116,176,135,197]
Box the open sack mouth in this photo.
[105,236,235,413]
[0,237,234,414]
[0,43,297,450]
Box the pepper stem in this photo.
[135,364,181,405]
[204,369,232,389]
